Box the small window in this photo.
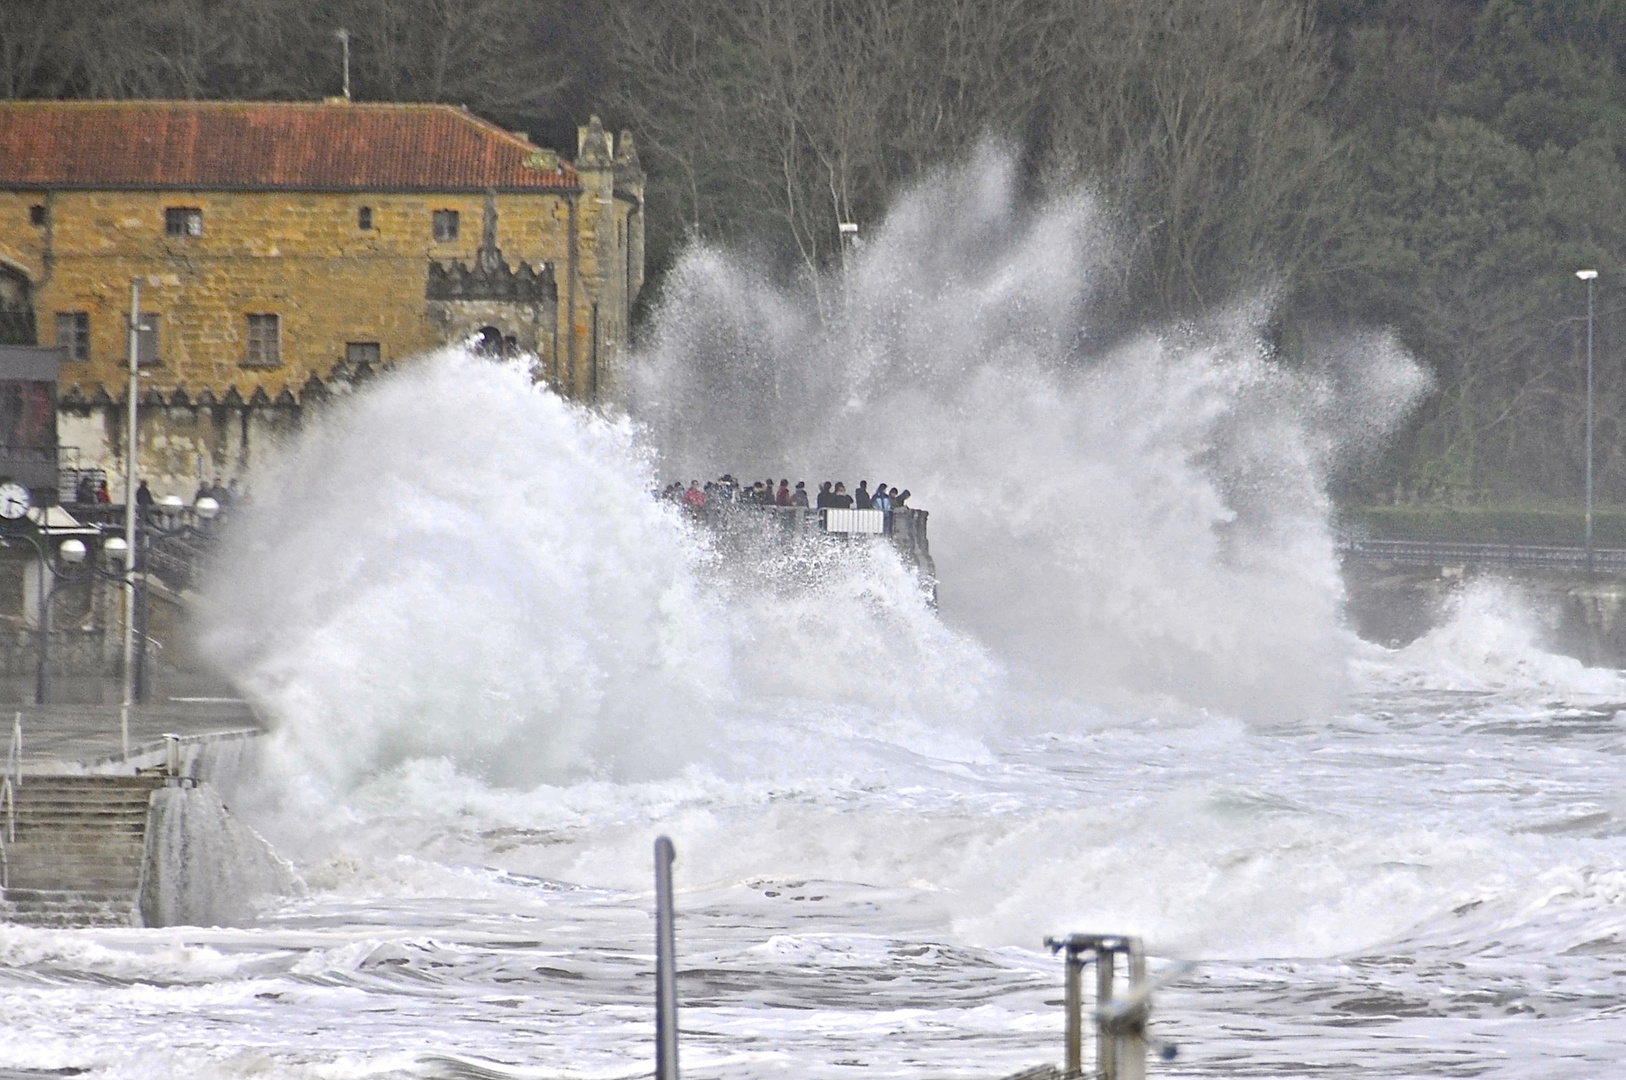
[54,312,89,362]
[123,314,160,367]
[358,206,373,230]
[345,341,380,366]
[29,205,46,228]
[432,210,459,242]
[244,313,281,367]
[164,207,202,237]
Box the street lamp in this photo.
[22,530,128,708]
[838,220,859,285]
[23,495,220,712]
[1578,269,1599,571]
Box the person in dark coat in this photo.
[816,482,833,508]
[853,481,871,509]
[832,482,853,509]
[791,481,809,507]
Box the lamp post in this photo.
[126,495,219,705]
[122,279,141,755]
[838,221,858,306]
[1578,269,1599,572]
[21,495,217,711]
[29,532,128,707]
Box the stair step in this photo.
[13,822,151,830]
[1,776,166,927]
[0,891,138,927]
[4,887,134,902]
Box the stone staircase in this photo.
[1,774,165,927]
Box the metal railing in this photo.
[1338,536,1626,572]
[1,712,19,890]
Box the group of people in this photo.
[814,480,909,510]
[69,474,245,510]
[71,474,112,505]
[190,477,244,508]
[660,474,912,512]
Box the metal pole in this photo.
[33,553,47,706]
[1063,945,1084,1077]
[339,30,351,102]
[120,280,140,758]
[1121,942,1147,1080]
[654,835,679,1080]
[1587,275,1595,573]
[1097,948,1116,1080]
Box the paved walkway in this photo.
[8,699,264,770]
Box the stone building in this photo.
[0,100,644,499]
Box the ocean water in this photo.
[4,597,1625,1080]
[5,151,1625,1078]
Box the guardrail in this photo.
[682,503,933,573]
[1339,536,1626,572]
[1,712,19,890]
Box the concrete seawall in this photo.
[1,703,301,927]
[1344,559,1626,666]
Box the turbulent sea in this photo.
[6,606,1626,1080]
[6,150,1626,1078]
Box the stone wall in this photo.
[0,114,646,499]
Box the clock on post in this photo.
[0,481,31,528]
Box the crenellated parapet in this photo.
[424,189,560,364]
[426,257,555,304]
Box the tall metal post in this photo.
[1097,947,1116,1080]
[1121,941,1148,1080]
[33,551,48,706]
[120,280,140,758]
[654,835,679,1080]
[1063,944,1084,1076]
[1587,273,1596,573]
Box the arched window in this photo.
[474,326,504,357]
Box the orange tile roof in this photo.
[0,100,578,192]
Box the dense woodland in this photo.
[4,0,1626,505]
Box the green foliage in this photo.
[1319,0,1626,504]
[1342,503,1626,543]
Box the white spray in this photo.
[632,145,1428,719]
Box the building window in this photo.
[244,314,280,367]
[54,312,89,362]
[432,210,459,242]
[164,207,202,237]
[345,341,380,366]
[123,314,160,367]
[29,205,46,228]
[358,206,373,230]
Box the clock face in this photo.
[0,483,31,520]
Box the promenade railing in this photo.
[1338,535,1626,572]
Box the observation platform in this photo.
[685,504,935,583]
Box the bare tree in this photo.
[608,0,1059,293]
[1042,0,1344,315]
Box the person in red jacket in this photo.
[682,481,706,509]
